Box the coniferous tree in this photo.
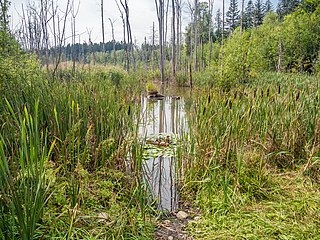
[264,0,273,13]
[277,0,300,20]
[253,0,265,26]
[226,0,240,32]
[243,0,254,29]
[0,0,10,31]
[214,9,222,43]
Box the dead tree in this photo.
[222,0,225,45]
[152,21,156,71]
[171,0,176,79]
[101,0,106,65]
[53,0,72,79]
[115,0,127,69]
[120,0,136,71]
[175,0,182,71]
[208,0,214,62]
[193,0,198,71]
[109,18,117,66]
[71,0,80,74]
[155,0,165,83]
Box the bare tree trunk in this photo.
[222,0,225,46]
[171,0,176,79]
[40,0,49,72]
[155,0,165,83]
[164,0,170,80]
[175,0,181,71]
[53,0,72,79]
[109,18,117,66]
[71,0,80,75]
[152,21,155,71]
[209,0,214,62]
[193,0,198,71]
[115,0,128,71]
[152,22,155,71]
[101,0,106,65]
[120,0,135,71]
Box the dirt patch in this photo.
[155,211,194,240]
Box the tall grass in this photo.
[0,66,154,239]
[0,100,55,239]
[181,72,320,238]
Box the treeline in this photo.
[8,0,320,84]
[51,41,126,64]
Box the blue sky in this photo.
[10,0,279,46]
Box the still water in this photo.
[138,87,189,211]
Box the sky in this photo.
[10,0,278,46]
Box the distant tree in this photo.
[0,0,10,32]
[214,9,222,43]
[243,0,254,29]
[253,0,265,26]
[264,0,273,13]
[277,0,300,20]
[226,0,240,32]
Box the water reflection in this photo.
[139,90,187,211]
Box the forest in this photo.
[1,0,320,239]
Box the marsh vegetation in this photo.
[2,0,320,239]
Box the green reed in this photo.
[0,66,155,239]
[183,72,320,204]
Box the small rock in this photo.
[163,220,171,225]
[194,216,201,221]
[176,211,189,220]
[97,212,109,223]
[168,236,174,240]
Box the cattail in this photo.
[296,91,300,101]
[208,95,211,104]
[203,107,206,115]
[225,99,229,107]
[229,100,233,109]
[278,85,281,94]
[128,105,131,115]
[316,95,319,102]
[234,91,237,99]
[267,88,270,97]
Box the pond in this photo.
[138,85,190,211]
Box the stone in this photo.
[168,236,174,240]
[176,210,189,220]
[97,212,109,223]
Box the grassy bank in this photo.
[180,72,320,239]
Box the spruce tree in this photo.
[253,0,265,26]
[277,0,300,20]
[0,0,10,31]
[214,9,222,43]
[226,0,240,32]
[243,0,254,29]
[264,0,273,13]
